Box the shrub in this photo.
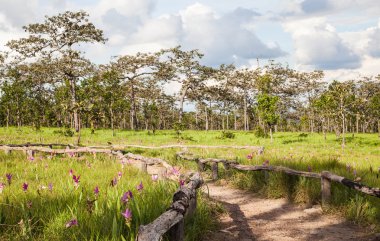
[219,131,235,139]
[254,126,268,138]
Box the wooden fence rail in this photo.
[0,145,178,181]
[176,152,380,205]
[137,172,203,241]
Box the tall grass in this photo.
[0,152,217,240]
[1,127,380,229]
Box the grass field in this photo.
[0,142,217,240]
[1,127,380,234]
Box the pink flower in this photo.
[137,181,143,192]
[69,169,73,177]
[22,182,28,192]
[247,153,253,159]
[118,171,123,180]
[73,175,80,188]
[151,174,158,182]
[28,156,34,161]
[179,179,185,187]
[121,190,133,203]
[110,177,118,187]
[94,186,99,197]
[65,219,78,228]
[121,159,126,168]
[121,208,132,222]
[171,167,180,176]
[6,173,12,185]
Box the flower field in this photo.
[0,151,215,240]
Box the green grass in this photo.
[1,127,380,229]
[0,150,217,240]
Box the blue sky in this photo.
[1,0,380,81]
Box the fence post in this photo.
[4,148,11,155]
[168,218,184,241]
[187,191,197,217]
[211,162,218,180]
[197,159,205,171]
[222,161,230,170]
[321,171,331,206]
[140,162,147,173]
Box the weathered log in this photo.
[89,144,264,151]
[229,164,322,179]
[137,173,203,241]
[0,143,74,148]
[322,171,380,198]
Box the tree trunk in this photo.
[342,113,346,148]
[205,106,208,131]
[6,108,9,128]
[69,78,80,133]
[178,88,187,123]
[356,113,359,134]
[130,83,137,130]
[234,112,237,130]
[270,126,273,143]
[243,95,247,131]
[226,113,229,130]
[195,110,198,129]
[110,105,115,136]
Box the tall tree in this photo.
[6,11,106,132]
[163,46,213,123]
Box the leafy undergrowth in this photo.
[0,152,217,240]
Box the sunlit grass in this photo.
[0,151,217,240]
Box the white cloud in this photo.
[284,17,361,70]
[179,3,285,66]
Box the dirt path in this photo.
[202,182,376,241]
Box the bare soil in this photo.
[202,182,377,241]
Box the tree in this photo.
[109,51,171,130]
[163,46,213,123]
[256,93,279,143]
[6,11,106,132]
[325,81,355,148]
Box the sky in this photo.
[1,0,380,82]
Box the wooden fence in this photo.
[176,152,380,204]
[136,172,203,241]
[0,145,175,180]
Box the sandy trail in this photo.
[202,182,376,241]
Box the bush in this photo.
[52,128,74,137]
[219,131,235,139]
[254,126,268,138]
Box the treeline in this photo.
[0,11,380,141]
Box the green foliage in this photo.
[218,131,235,139]
[253,126,268,138]
[256,93,279,127]
[173,122,186,139]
